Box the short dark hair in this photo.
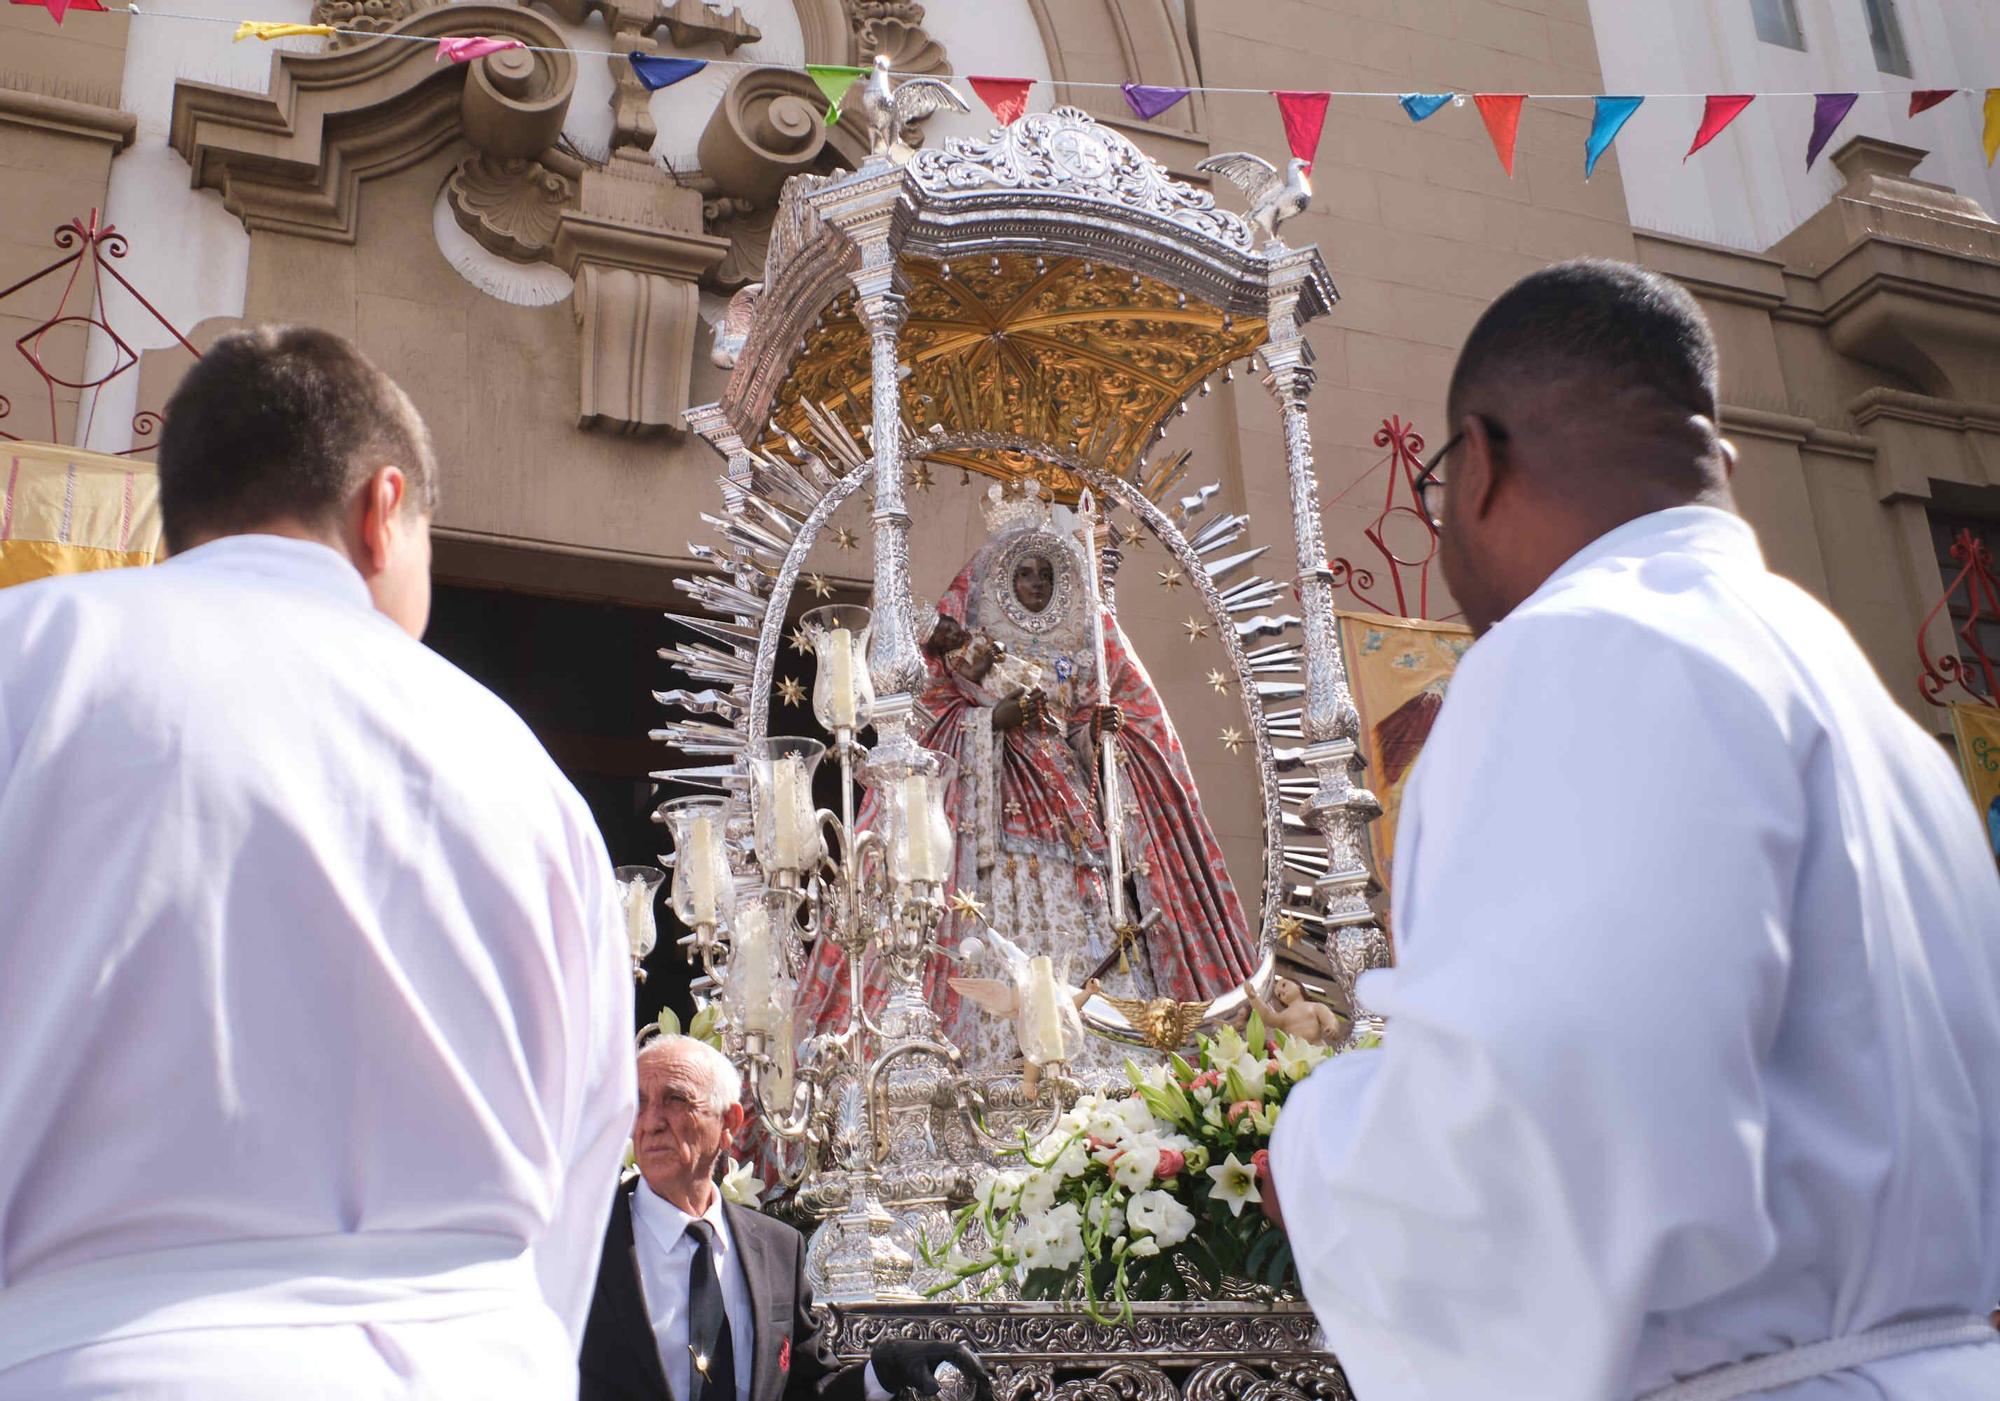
[1448,260,1719,423]
[157,325,438,552]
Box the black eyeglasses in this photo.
[1413,418,1506,530]
[1414,433,1459,530]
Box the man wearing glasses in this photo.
[580,1036,992,1401]
[1268,261,2000,1400]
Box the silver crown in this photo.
[981,477,1055,535]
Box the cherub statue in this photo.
[947,928,1096,1096]
[1241,976,1348,1047]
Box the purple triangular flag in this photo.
[1807,92,1859,169]
[1122,83,1190,121]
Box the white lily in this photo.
[1206,1151,1262,1217]
[719,1157,766,1209]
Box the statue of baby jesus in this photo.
[924,612,1107,737]
[1239,976,1349,1047]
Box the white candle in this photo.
[902,773,943,882]
[771,754,804,868]
[624,876,657,961]
[734,902,774,1032]
[827,627,857,728]
[688,815,719,926]
[1021,955,1067,1064]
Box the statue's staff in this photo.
[1075,490,1142,977]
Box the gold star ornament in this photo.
[1275,911,1305,947]
[948,889,987,922]
[1219,726,1246,754]
[789,627,814,656]
[1117,522,1147,550]
[911,461,934,492]
[1207,669,1231,694]
[777,676,806,707]
[1183,616,1210,643]
[805,573,833,598]
[831,526,859,551]
[1157,566,1185,592]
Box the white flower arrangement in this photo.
[923,1012,1347,1322]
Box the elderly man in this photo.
[1268,262,2000,1399]
[0,327,633,1397]
[582,1036,988,1401]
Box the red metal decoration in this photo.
[1324,415,1450,621]
[0,210,199,456]
[1919,526,2000,707]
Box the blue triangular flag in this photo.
[1585,95,1643,178]
[1400,93,1452,122]
[630,54,707,92]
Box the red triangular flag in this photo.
[1909,89,1957,117]
[1474,94,1525,176]
[1273,91,1330,175]
[1686,94,1754,160]
[969,76,1034,127]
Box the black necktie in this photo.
[685,1220,737,1401]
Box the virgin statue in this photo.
[795,479,1256,1077]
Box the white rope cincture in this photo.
[1636,1313,1999,1401]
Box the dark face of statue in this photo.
[1013,553,1055,613]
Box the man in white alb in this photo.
[0,327,634,1397]
[1266,262,2000,1400]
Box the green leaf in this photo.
[1245,1008,1267,1053]
[687,1003,722,1047]
[654,1008,682,1039]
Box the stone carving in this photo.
[848,0,951,77]
[700,67,855,208]
[312,0,432,46]
[909,108,1253,252]
[447,154,575,261]
[705,201,774,291]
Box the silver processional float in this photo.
[640,58,1386,1401]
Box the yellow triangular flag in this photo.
[1985,89,2000,166]
[233,20,336,41]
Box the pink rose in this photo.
[1155,1148,1186,1179]
[1227,1099,1259,1124]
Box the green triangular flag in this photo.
[806,64,868,123]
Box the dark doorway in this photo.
[424,582,687,1033]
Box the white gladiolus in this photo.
[719,1157,766,1208]
[975,1169,1025,1214]
[1017,1169,1059,1216]
[1085,1194,1127,1239]
[1111,1143,1162,1191]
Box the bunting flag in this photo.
[1584,95,1642,178]
[1273,90,1330,174]
[1686,93,1754,160]
[9,0,108,24]
[1807,92,1859,169]
[629,54,707,91]
[1399,93,1453,123]
[1986,89,2000,166]
[970,76,1034,126]
[1909,89,1957,117]
[436,36,524,64]
[805,64,868,122]
[233,19,336,41]
[1474,93,1525,175]
[1122,83,1190,121]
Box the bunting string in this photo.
[33,3,2000,173]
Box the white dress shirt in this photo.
[1272,508,2000,1400]
[0,536,635,1397]
[632,1184,756,1401]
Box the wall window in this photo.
[1930,510,2000,702]
[1752,0,1807,49]
[1862,0,1912,76]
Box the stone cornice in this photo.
[1720,403,1875,461]
[0,86,136,151]
[168,5,572,243]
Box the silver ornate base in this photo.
[825,1302,1352,1401]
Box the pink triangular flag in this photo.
[969,76,1034,126]
[1474,94,1526,176]
[1273,91,1330,175]
[436,36,525,64]
[10,0,107,23]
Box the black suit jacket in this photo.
[580,1183,866,1401]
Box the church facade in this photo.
[4,0,1996,997]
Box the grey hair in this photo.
[638,1034,742,1112]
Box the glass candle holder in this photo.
[726,897,781,1034]
[748,736,827,877]
[658,795,737,930]
[863,747,957,889]
[800,604,875,735]
[613,864,665,976]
